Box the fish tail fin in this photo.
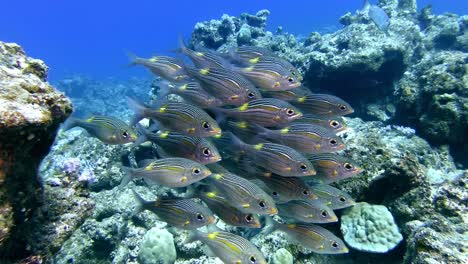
[185,230,201,244]
[156,80,175,99]
[250,123,270,138]
[262,216,278,236]
[131,189,150,215]
[119,166,136,188]
[216,132,245,152]
[126,51,142,66]
[362,0,370,11]
[61,116,81,131]
[210,108,227,124]
[126,96,148,126]
[133,124,149,147]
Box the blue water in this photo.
[1,0,466,81]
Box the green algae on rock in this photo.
[0,41,72,260]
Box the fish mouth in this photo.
[269,207,278,215]
[307,169,317,176]
[252,222,262,228]
[207,216,216,224]
[342,247,349,253]
[354,167,364,174]
[211,128,222,136]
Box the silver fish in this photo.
[120,158,211,188]
[62,115,137,145]
[126,96,221,137]
[309,184,355,210]
[187,230,267,264]
[292,94,354,117]
[127,53,188,82]
[277,200,337,224]
[307,153,363,184]
[132,190,215,229]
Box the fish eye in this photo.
[339,105,347,111]
[300,163,308,171]
[249,255,257,263]
[344,163,353,170]
[247,90,256,98]
[329,139,337,145]
[202,147,211,157]
[288,77,294,83]
[258,200,266,208]
[272,191,278,197]
[330,120,339,128]
[302,189,309,195]
[122,131,129,138]
[339,196,346,202]
[331,241,339,248]
[286,108,295,116]
[321,210,329,217]
[196,213,204,220]
[202,121,211,129]
[192,168,201,175]
[245,214,253,222]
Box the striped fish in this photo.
[62,115,137,145]
[248,55,303,81]
[216,98,302,127]
[206,171,277,215]
[179,40,230,69]
[187,230,267,264]
[231,46,275,61]
[126,97,221,137]
[277,200,337,224]
[309,184,355,210]
[219,133,316,177]
[265,218,349,254]
[261,85,312,101]
[251,123,346,153]
[295,114,348,133]
[292,94,354,117]
[128,53,189,82]
[120,157,211,188]
[236,56,301,91]
[255,175,317,204]
[158,81,225,108]
[135,125,221,164]
[132,190,215,229]
[198,191,262,228]
[185,66,262,106]
[307,153,363,184]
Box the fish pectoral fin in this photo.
[180,176,188,183]
[183,220,190,226]
[242,203,251,208]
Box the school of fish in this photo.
[63,41,364,263]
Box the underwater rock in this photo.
[138,227,177,264]
[271,248,294,264]
[337,118,467,263]
[341,202,403,253]
[0,41,72,259]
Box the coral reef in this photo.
[0,41,72,259]
[190,1,468,167]
[340,202,403,253]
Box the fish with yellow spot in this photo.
[215,98,302,128]
[132,190,215,229]
[198,190,262,228]
[135,124,221,165]
[306,153,363,184]
[216,132,315,177]
[178,39,231,69]
[250,123,346,153]
[235,56,301,91]
[186,229,267,264]
[203,168,277,216]
[277,200,338,224]
[127,52,189,82]
[295,114,348,133]
[157,80,225,108]
[309,184,355,210]
[291,94,354,117]
[120,158,211,188]
[184,65,262,106]
[62,115,137,145]
[260,85,312,101]
[226,45,276,64]
[252,175,318,204]
[264,217,349,254]
[126,96,221,137]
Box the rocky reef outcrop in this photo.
[0,41,72,260]
[189,0,468,167]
